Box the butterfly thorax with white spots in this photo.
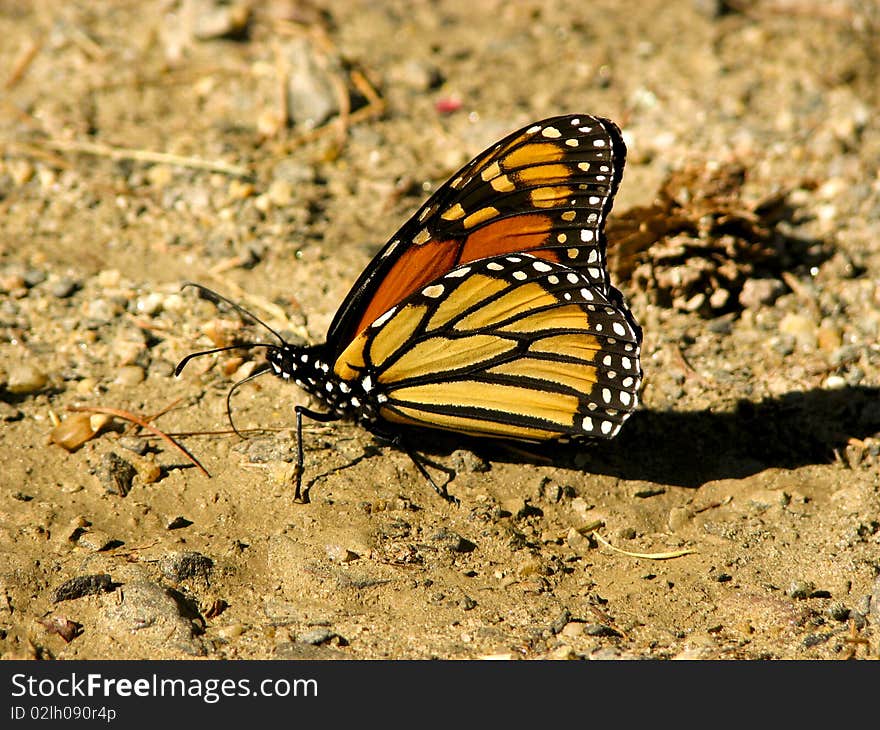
[266,343,381,425]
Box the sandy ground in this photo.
[1,0,879,660]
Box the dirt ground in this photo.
[1,0,879,661]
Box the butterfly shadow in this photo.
[424,385,879,490]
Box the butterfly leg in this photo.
[369,428,458,504]
[293,405,342,503]
[403,444,459,505]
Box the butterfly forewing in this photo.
[333,254,642,443]
[325,114,625,355]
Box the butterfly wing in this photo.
[332,254,642,442]
[324,114,626,355]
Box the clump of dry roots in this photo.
[607,162,819,317]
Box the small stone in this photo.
[5,363,48,394]
[429,528,475,553]
[76,529,117,552]
[134,459,163,485]
[52,574,114,602]
[192,0,251,40]
[159,551,213,582]
[64,516,90,541]
[823,374,846,390]
[217,623,245,640]
[8,159,34,186]
[325,544,359,563]
[85,298,122,324]
[135,292,165,316]
[779,313,817,349]
[166,516,193,529]
[113,365,145,386]
[49,276,80,298]
[816,325,843,352]
[787,579,814,600]
[560,621,584,639]
[284,37,341,129]
[826,602,850,621]
[565,527,591,551]
[228,179,254,200]
[708,287,729,310]
[583,624,621,637]
[146,164,174,188]
[387,60,443,91]
[550,610,571,634]
[739,278,785,309]
[296,627,338,646]
[0,401,21,421]
[548,645,577,660]
[37,167,56,189]
[254,194,271,213]
[117,436,149,456]
[23,269,46,287]
[96,452,137,496]
[267,179,293,207]
[100,580,205,656]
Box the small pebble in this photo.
[113,365,145,386]
[135,292,165,316]
[548,645,577,660]
[826,602,850,621]
[217,623,245,640]
[134,459,163,485]
[159,551,214,582]
[228,180,254,200]
[166,516,193,530]
[52,574,114,602]
[96,452,137,497]
[823,374,846,390]
[49,276,80,298]
[739,278,785,309]
[787,579,814,600]
[146,164,174,188]
[779,313,817,349]
[429,528,475,553]
[8,159,34,186]
[76,529,117,552]
[267,179,293,207]
[117,436,149,455]
[5,363,48,394]
[192,0,251,40]
[296,628,338,646]
[387,60,443,91]
[23,269,47,287]
[325,544,359,563]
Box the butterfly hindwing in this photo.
[332,254,642,443]
[325,114,626,354]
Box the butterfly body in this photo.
[180,114,643,499]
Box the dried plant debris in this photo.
[38,616,83,643]
[607,162,828,317]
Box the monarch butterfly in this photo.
[177,114,642,500]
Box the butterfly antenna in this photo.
[225,365,274,438]
[174,343,279,376]
[181,282,287,344]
